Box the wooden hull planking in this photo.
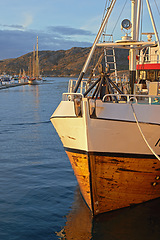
[66,151,92,210]
[66,150,160,215]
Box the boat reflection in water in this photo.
[56,187,160,240]
[56,187,92,240]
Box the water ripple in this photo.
[11,120,50,126]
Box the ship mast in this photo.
[36,36,39,78]
[73,0,160,94]
[129,0,137,94]
[29,56,32,78]
[33,45,35,78]
[130,0,160,93]
[73,0,117,93]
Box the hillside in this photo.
[0,47,129,77]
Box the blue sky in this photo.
[0,0,159,60]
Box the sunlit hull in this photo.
[51,98,160,215]
[28,79,39,85]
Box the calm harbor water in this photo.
[0,77,160,240]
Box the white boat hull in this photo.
[28,79,39,85]
[51,99,160,157]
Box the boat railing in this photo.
[102,94,160,105]
[138,53,160,64]
[62,92,160,105]
[110,75,129,83]
[68,78,129,96]
[62,92,83,101]
[68,78,91,94]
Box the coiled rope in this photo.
[130,101,160,161]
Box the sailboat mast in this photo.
[19,69,21,78]
[33,45,35,78]
[29,56,32,78]
[36,36,39,78]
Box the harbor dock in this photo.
[0,82,28,90]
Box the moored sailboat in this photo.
[28,36,41,85]
[50,0,160,216]
[18,69,28,83]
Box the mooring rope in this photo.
[130,102,160,161]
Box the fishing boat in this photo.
[50,0,160,216]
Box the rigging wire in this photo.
[101,0,111,41]
[110,0,128,36]
[130,102,160,161]
[101,0,128,42]
[102,0,110,20]
[153,0,160,18]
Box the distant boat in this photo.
[28,77,39,85]
[12,75,19,83]
[18,69,28,83]
[0,74,12,85]
[51,0,160,216]
[28,36,42,85]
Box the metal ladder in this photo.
[103,34,118,83]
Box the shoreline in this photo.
[0,82,28,90]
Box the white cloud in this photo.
[23,13,33,29]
